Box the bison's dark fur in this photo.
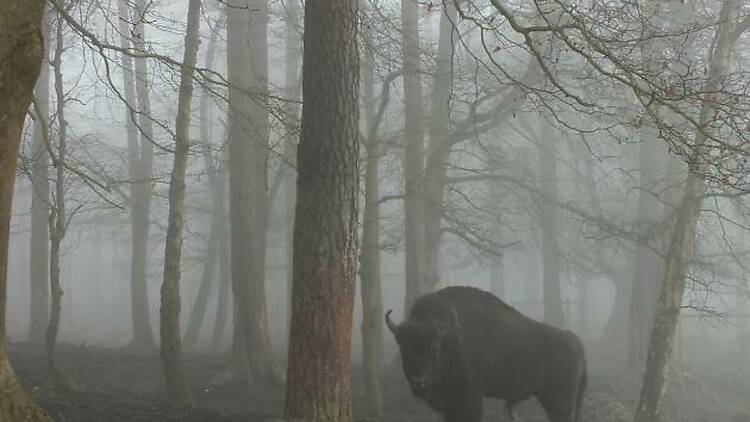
[386,286,587,422]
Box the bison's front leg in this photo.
[442,392,482,422]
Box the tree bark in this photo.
[183,22,221,350]
[128,0,157,350]
[401,0,426,313]
[211,205,231,348]
[422,1,458,294]
[226,0,274,381]
[634,2,741,419]
[159,0,201,407]
[0,2,53,420]
[627,127,667,370]
[284,0,360,419]
[184,223,218,349]
[28,4,50,344]
[360,31,383,421]
[282,0,301,340]
[46,12,77,394]
[537,119,564,328]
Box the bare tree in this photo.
[360,19,384,420]
[284,0,360,419]
[184,22,221,349]
[282,0,301,341]
[46,8,78,393]
[226,0,274,381]
[0,2,53,420]
[28,4,51,344]
[537,118,564,327]
[635,1,744,419]
[129,0,157,351]
[400,0,426,312]
[159,0,202,407]
[422,1,458,293]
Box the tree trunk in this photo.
[359,32,383,422]
[128,0,156,350]
[183,21,221,350]
[159,0,201,407]
[627,127,667,370]
[284,0,360,419]
[28,4,50,344]
[488,181,505,299]
[184,222,219,349]
[46,14,77,394]
[738,284,749,357]
[634,2,741,419]
[401,0,425,313]
[601,275,629,342]
[537,119,564,328]
[211,205,231,348]
[226,0,274,381]
[282,0,301,340]
[0,2,53,420]
[422,1,458,293]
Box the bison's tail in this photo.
[574,364,587,422]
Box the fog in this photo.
[1,0,749,421]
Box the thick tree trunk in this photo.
[634,2,740,419]
[401,0,425,312]
[159,0,201,407]
[360,36,383,422]
[226,0,274,381]
[128,0,157,350]
[0,3,53,420]
[284,0,360,419]
[29,5,50,344]
[183,22,221,350]
[538,119,564,328]
[422,1,458,293]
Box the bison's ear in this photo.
[385,309,399,334]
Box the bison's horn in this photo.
[450,309,462,328]
[385,310,398,334]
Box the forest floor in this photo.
[8,342,748,422]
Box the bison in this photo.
[386,286,587,422]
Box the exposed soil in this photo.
[8,342,745,422]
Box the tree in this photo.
[422,0,458,294]
[284,0,360,419]
[359,19,384,420]
[281,0,301,341]
[400,0,425,312]
[46,7,78,393]
[537,118,564,328]
[28,3,51,344]
[634,1,744,419]
[184,22,221,349]
[226,0,274,381]
[0,1,53,420]
[159,0,202,407]
[128,0,157,351]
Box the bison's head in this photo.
[385,309,461,399]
